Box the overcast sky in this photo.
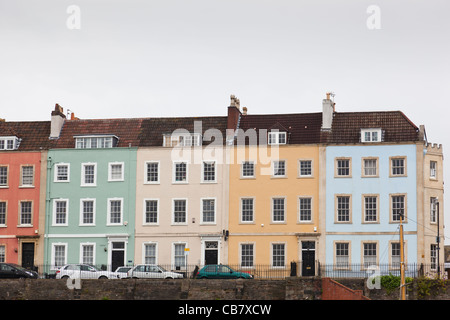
[1,0,449,241]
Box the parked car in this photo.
[196,265,254,279]
[114,266,133,279]
[56,264,120,279]
[0,263,38,279]
[127,264,183,279]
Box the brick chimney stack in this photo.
[227,95,241,130]
[321,93,335,131]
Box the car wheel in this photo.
[165,277,173,279]
[99,276,108,279]
[61,275,69,279]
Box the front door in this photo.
[21,243,35,270]
[301,241,315,276]
[204,241,218,265]
[111,242,125,271]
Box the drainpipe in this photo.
[44,156,52,276]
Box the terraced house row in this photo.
[0,94,444,277]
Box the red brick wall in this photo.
[322,278,369,300]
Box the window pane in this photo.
[0,202,5,225]
[54,245,66,267]
[145,244,156,264]
[299,160,312,176]
[337,159,350,176]
[82,200,94,224]
[83,165,95,184]
[110,164,123,180]
[20,201,32,225]
[364,159,377,176]
[241,244,254,267]
[336,243,349,269]
[145,200,158,224]
[173,200,186,223]
[272,198,285,222]
[174,244,186,267]
[203,162,215,181]
[392,158,405,175]
[272,244,285,267]
[82,245,94,265]
[364,197,377,222]
[363,243,377,268]
[273,161,285,176]
[0,167,8,185]
[202,199,215,223]
[337,196,350,222]
[241,199,254,222]
[22,166,33,185]
[110,200,122,224]
[175,163,187,182]
[299,198,312,221]
[55,201,67,224]
[242,161,254,177]
[392,196,405,221]
[146,163,159,182]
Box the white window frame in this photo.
[173,161,189,184]
[143,242,158,265]
[240,197,255,224]
[298,197,313,223]
[145,161,160,184]
[361,128,382,143]
[80,242,96,265]
[172,198,188,225]
[200,198,216,224]
[20,165,34,187]
[298,160,313,178]
[107,198,123,226]
[0,165,8,187]
[172,242,188,270]
[19,200,33,226]
[430,161,437,179]
[240,242,255,268]
[271,242,286,268]
[79,198,96,226]
[74,135,117,149]
[81,163,97,187]
[241,161,255,178]
[268,132,287,145]
[52,199,69,226]
[51,243,68,270]
[272,160,286,177]
[143,198,159,225]
[54,163,70,182]
[0,136,19,150]
[108,162,124,181]
[201,160,216,183]
[271,197,286,223]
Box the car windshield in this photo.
[8,264,27,271]
[158,265,167,272]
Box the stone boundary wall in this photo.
[1,277,449,300]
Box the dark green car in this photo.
[196,265,254,279]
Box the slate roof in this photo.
[237,112,323,145]
[52,118,144,148]
[0,121,53,151]
[324,111,420,144]
[235,110,420,145]
[138,116,228,147]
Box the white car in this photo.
[127,264,183,279]
[114,266,133,279]
[56,264,120,279]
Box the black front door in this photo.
[204,241,218,265]
[21,243,35,270]
[111,242,125,271]
[301,241,315,276]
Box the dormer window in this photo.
[268,131,287,145]
[361,129,382,143]
[0,136,20,150]
[74,135,118,149]
[163,133,201,147]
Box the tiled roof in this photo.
[139,116,228,146]
[325,111,420,144]
[237,112,324,145]
[0,121,53,151]
[236,110,419,145]
[53,118,144,148]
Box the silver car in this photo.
[127,264,183,279]
[56,264,120,279]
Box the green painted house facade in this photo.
[43,107,142,273]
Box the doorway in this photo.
[21,242,35,270]
[110,241,125,271]
[301,241,315,276]
[204,241,218,265]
